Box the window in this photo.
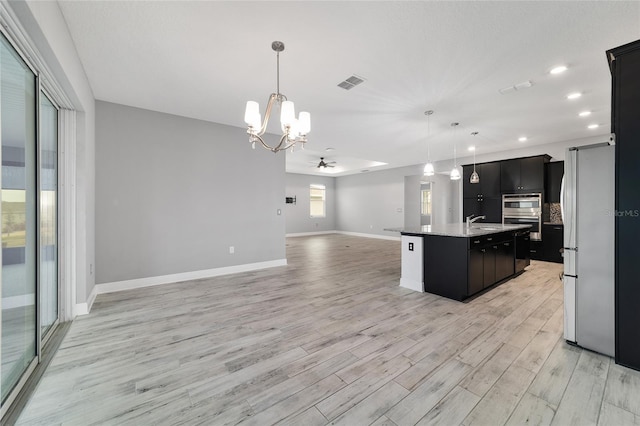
[421,188,432,216]
[310,184,326,218]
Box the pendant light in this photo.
[423,110,435,176]
[470,131,480,184]
[244,41,310,153]
[450,122,461,180]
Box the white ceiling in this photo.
[57,1,640,176]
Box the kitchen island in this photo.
[387,223,531,301]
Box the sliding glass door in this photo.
[1,30,60,416]
[1,33,37,404]
[39,93,58,339]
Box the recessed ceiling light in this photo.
[588,124,599,129]
[579,111,592,117]
[468,146,476,152]
[519,137,527,142]
[567,92,582,100]
[550,65,568,74]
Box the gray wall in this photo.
[336,165,420,237]
[285,173,336,234]
[404,173,461,228]
[96,101,286,284]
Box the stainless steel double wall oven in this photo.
[502,193,542,241]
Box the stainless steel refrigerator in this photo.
[562,140,615,357]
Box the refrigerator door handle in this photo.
[560,175,565,222]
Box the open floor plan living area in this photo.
[2,1,640,425]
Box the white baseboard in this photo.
[286,231,337,237]
[336,231,401,241]
[400,278,425,292]
[75,259,287,315]
[75,285,97,316]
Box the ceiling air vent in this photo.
[499,80,535,95]
[338,74,366,90]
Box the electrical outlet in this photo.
[229,246,234,254]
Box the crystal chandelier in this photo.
[423,110,435,176]
[244,41,310,153]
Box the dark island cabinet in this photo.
[608,39,640,371]
[496,240,515,281]
[468,247,484,295]
[424,231,524,301]
[500,155,550,193]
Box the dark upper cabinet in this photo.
[545,161,564,203]
[500,159,520,193]
[608,39,640,371]
[463,162,501,223]
[463,163,501,198]
[501,156,549,193]
[463,197,501,223]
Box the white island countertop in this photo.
[385,223,531,238]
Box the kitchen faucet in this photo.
[466,214,486,227]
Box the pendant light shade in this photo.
[424,162,435,176]
[450,167,461,180]
[470,170,480,183]
[470,132,480,184]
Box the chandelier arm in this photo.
[257,93,278,136]
[249,133,271,151]
[280,138,304,152]
[273,131,290,152]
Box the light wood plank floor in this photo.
[16,234,640,425]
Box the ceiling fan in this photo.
[316,157,336,168]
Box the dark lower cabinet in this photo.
[496,241,515,281]
[483,246,497,288]
[529,240,543,260]
[515,231,531,272]
[468,248,484,295]
[422,231,524,301]
[542,224,563,263]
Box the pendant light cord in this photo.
[276,51,280,96]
